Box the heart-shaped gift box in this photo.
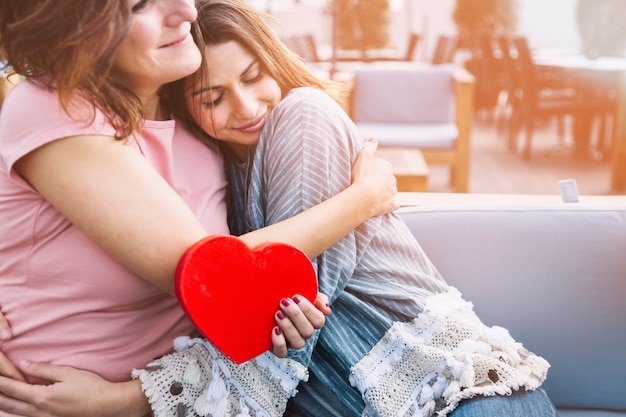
[175,235,318,364]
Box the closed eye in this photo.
[202,93,223,109]
[243,73,264,85]
[131,0,153,13]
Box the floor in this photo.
[425,114,624,196]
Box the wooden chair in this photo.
[464,34,508,113]
[333,32,421,63]
[402,32,421,62]
[350,63,475,192]
[431,35,457,65]
[502,36,616,159]
[282,33,322,63]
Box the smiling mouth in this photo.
[161,34,189,48]
[237,115,265,133]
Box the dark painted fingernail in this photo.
[281,298,290,307]
[293,295,301,304]
[274,327,282,335]
[277,311,285,320]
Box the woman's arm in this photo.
[14,135,395,295]
[14,134,206,295]
[0,363,150,417]
[0,294,330,417]
[0,293,329,417]
[235,138,398,257]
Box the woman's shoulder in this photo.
[284,86,335,104]
[2,79,116,132]
[278,87,345,120]
[2,79,59,117]
[0,79,117,168]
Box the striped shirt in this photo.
[226,87,449,413]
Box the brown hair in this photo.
[0,0,143,139]
[166,0,346,141]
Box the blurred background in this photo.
[246,0,626,196]
[252,0,626,60]
[3,0,626,195]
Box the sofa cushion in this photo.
[351,64,456,124]
[355,122,458,149]
[397,203,626,412]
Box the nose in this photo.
[164,0,197,26]
[231,89,258,120]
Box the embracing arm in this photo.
[14,135,395,295]
[237,137,397,256]
[0,292,327,417]
[0,362,150,417]
[14,134,205,295]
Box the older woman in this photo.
[0,0,397,416]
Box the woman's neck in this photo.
[228,143,249,163]
[142,92,169,121]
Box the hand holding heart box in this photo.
[175,235,318,364]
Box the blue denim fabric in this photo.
[449,388,559,417]
[286,372,558,417]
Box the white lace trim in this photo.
[255,350,309,395]
[132,336,308,417]
[350,288,550,417]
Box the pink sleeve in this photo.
[0,80,117,179]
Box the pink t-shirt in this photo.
[0,80,230,382]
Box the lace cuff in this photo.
[132,336,308,417]
[350,288,550,417]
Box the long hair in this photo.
[166,0,346,142]
[0,0,143,139]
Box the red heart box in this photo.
[175,235,318,364]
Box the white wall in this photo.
[406,0,581,58]
[516,0,580,51]
[404,0,457,61]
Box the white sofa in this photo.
[396,193,626,416]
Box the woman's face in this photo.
[187,40,282,147]
[113,0,201,96]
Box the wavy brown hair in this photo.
[0,0,143,139]
[166,0,347,143]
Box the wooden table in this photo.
[533,53,626,73]
[533,53,626,191]
[533,54,625,152]
[376,147,429,192]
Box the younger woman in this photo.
[160,1,557,416]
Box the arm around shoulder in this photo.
[239,138,398,258]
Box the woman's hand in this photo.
[350,138,399,217]
[0,308,148,417]
[0,292,331,417]
[0,311,25,383]
[0,310,11,343]
[270,293,331,358]
[0,362,149,417]
[0,354,25,386]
